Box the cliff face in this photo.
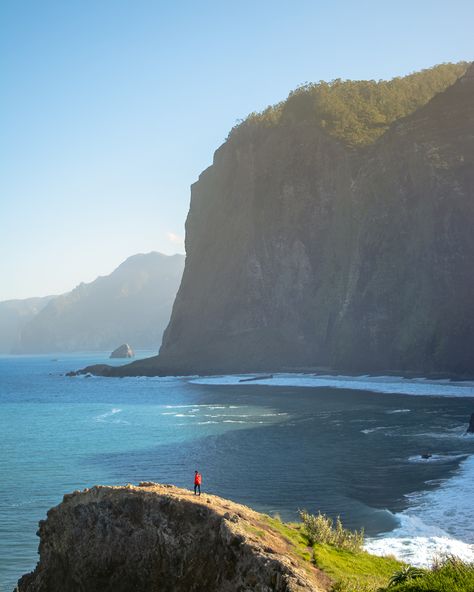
[15,483,326,592]
[18,253,184,354]
[156,64,474,376]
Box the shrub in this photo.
[380,556,474,591]
[388,566,426,587]
[299,509,364,552]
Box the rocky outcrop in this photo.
[18,252,184,354]
[15,483,327,592]
[110,343,134,358]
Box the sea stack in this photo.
[110,344,134,359]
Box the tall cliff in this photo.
[19,252,184,353]
[154,63,474,376]
[15,483,327,592]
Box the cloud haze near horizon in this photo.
[0,0,472,300]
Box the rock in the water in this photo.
[14,483,327,592]
[467,413,474,434]
[110,344,134,359]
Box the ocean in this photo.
[1,353,474,589]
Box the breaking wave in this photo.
[365,455,474,566]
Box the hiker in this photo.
[194,470,202,495]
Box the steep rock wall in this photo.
[15,484,326,592]
[157,64,474,376]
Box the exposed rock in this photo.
[15,483,328,592]
[110,343,134,358]
[467,413,474,434]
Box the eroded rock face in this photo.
[15,484,326,592]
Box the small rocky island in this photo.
[15,483,327,592]
[109,343,134,359]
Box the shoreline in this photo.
[67,356,474,382]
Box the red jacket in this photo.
[194,473,202,485]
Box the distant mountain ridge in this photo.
[7,252,184,354]
[0,296,55,354]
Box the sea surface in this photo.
[1,353,474,589]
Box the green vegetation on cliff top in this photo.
[263,515,402,591]
[230,62,468,147]
[263,515,474,592]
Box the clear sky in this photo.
[1,0,472,300]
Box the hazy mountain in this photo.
[153,63,473,377]
[0,296,55,354]
[18,252,184,353]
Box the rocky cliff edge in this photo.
[15,483,329,592]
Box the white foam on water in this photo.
[360,426,390,434]
[190,373,474,398]
[386,409,411,414]
[164,404,213,409]
[411,426,470,440]
[407,454,468,464]
[95,408,122,421]
[365,455,474,566]
[223,419,247,423]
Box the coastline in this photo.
[3,353,474,587]
[67,355,474,382]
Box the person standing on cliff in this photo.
[194,470,202,496]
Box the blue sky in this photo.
[1,0,472,300]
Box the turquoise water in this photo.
[1,354,474,588]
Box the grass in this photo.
[262,515,313,561]
[258,515,474,592]
[313,543,402,591]
[379,557,474,591]
[262,514,403,591]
